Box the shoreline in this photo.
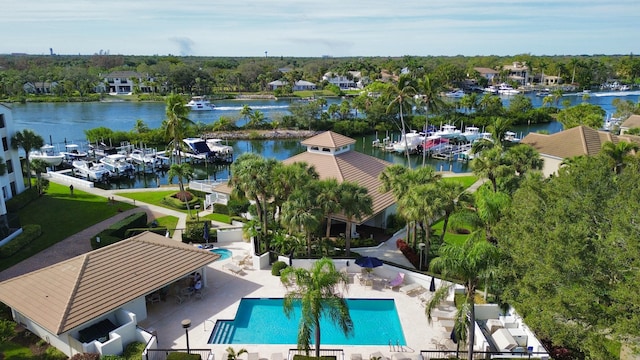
[202,129,321,140]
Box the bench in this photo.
[400,283,425,295]
[224,263,244,275]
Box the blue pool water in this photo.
[208,298,406,345]
[209,248,232,260]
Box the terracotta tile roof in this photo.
[300,131,356,148]
[0,232,218,334]
[521,125,617,158]
[621,114,640,129]
[283,147,394,223]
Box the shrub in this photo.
[183,221,217,244]
[6,187,39,212]
[271,261,288,276]
[396,239,419,268]
[69,353,100,360]
[43,346,68,360]
[90,212,148,249]
[124,227,168,238]
[162,192,200,210]
[0,318,16,342]
[0,224,42,258]
[227,197,250,215]
[166,352,201,360]
[213,203,229,215]
[123,341,146,360]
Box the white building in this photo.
[322,71,363,89]
[0,104,27,247]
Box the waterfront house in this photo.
[322,71,363,90]
[98,71,158,95]
[268,80,317,91]
[619,114,640,134]
[0,104,27,247]
[23,81,58,95]
[502,62,530,86]
[473,67,499,83]
[520,125,640,176]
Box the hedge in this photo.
[162,193,201,210]
[182,220,217,244]
[90,212,148,249]
[271,261,288,276]
[124,227,168,238]
[6,187,39,212]
[0,224,42,258]
[166,353,201,360]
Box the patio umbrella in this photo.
[429,276,436,292]
[355,256,384,269]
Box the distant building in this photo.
[619,114,640,134]
[23,81,58,94]
[502,62,530,86]
[98,71,158,95]
[322,71,363,89]
[473,67,499,83]
[0,104,27,247]
[268,80,317,91]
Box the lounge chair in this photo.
[224,263,244,275]
[385,273,405,290]
[400,283,425,296]
[369,351,389,360]
[271,353,283,360]
[350,354,362,360]
[247,353,259,360]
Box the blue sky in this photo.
[2,0,638,57]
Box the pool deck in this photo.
[138,240,448,360]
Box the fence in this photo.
[288,348,344,360]
[420,350,549,360]
[145,348,213,360]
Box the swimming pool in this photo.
[208,298,406,345]
[209,248,231,261]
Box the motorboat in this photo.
[484,85,498,94]
[179,138,212,160]
[433,124,462,139]
[497,83,520,95]
[535,89,551,97]
[186,96,215,111]
[60,144,88,162]
[128,148,161,173]
[29,145,64,167]
[99,154,135,177]
[206,139,234,155]
[392,131,425,154]
[72,160,111,182]
[504,131,521,143]
[444,89,465,98]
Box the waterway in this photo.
[8,92,639,189]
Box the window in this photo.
[10,182,16,197]
[0,114,4,128]
[6,159,12,174]
[2,137,7,151]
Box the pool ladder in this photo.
[389,340,403,352]
[203,319,215,332]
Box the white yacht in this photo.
[497,83,520,95]
[99,154,135,178]
[128,149,161,173]
[29,145,64,167]
[444,89,465,98]
[206,139,234,155]
[72,160,111,182]
[392,131,425,154]
[186,96,215,111]
[60,144,88,162]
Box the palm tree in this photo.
[229,153,278,240]
[601,140,639,174]
[315,178,342,238]
[433,180,466,243]
[471,147,511,193]
[503,144,544,176]
[167,162,195,216]
[425,237,498,360]
[280,257,353,357]
[387,75,417,164]
[271,162,318,221]
[11,129,44,188]
[281,189,322,257]
[338,181,373,257]
[417,75,445,166]
[30,158,49,195]
[163,93,193,164]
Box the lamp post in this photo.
[181,319,191,354]
[418,243,426,271]
[195,205,201,221]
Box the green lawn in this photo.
[0,183,135,272]
[117,190,202,215]
[154,215,180,237]
[442,175,478,189]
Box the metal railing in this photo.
[146,349,212,360]
[289,348,344,360]
[420,350,549,360]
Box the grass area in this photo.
[431,219,470,245]
[154,215,180,237]
[117,190,203,215]
[0,183,135,272]
[442,175,478,189]
[203,213,232,224]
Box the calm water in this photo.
[208,298,406,345]
[8,92,638,188]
